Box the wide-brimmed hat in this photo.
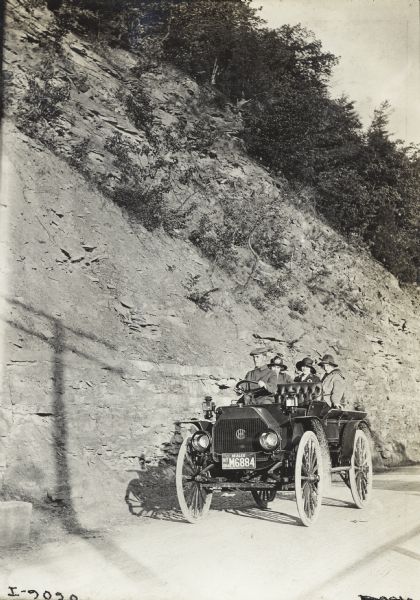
[268,355,288,370]
[296,357,316,374]
[250,346,273,356]
[318,354,338,367]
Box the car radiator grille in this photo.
[213,418,267,453]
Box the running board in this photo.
[202,481,276,490]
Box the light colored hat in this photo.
[250,346,273,356]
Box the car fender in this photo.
[175,419,213,434]
[340,420,369,464]
[291,417,322,447]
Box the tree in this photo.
[33,0,420,282]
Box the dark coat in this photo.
[245,364,271,383]
[294,373,321,383]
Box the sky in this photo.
[252,0,420,145]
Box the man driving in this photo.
[245,346,273,383]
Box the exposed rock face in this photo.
[0,135,257,513]
[1,0,419,520]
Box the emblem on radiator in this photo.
[235,428,246,440]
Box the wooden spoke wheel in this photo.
[176,436,213,523]
[339,471,351,489]
[251,489,276,509]
[349,429,373,508]
[295,431,323,527]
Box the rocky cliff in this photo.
[1,0,419,523]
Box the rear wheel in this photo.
[339,472,350,489]
[176,436,213,523]
[311,420,332,493]
[251,489,276,509]
[349,429,373,508]
[295,431,323,526]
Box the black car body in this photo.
[176,381,373,526]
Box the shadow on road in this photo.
[125,475,303,527]
[322,496,354,508]
[224,506,301,526]
[125,474,185,523]
[393,546,420,563]
[124,425,187,523]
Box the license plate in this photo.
[222,453,256,470]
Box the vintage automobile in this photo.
[175,380,373,526]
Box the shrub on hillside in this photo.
[249,295,267,313]
[48,0,144,49]
[118,78,155,133]
[16,59,70,136]
[189,216,238,269]
[183,274,219,312]
[263,277,288,303]
[246,276,288,313]
[103,131,192,233]
[69,138,89,167]
[111,185,165,232]
[288,298,308,315]
[104,131,133,174]
[186,114,219,153]
[104,133,171,232]
[253,228,292,271]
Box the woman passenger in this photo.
[259,355,293,395]
[294,357,320,383]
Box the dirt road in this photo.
[1,467,420,600]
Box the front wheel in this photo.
[176,436,213,523]
[349,429,373,508]
[251,489,276,509]
[295,431,323,526]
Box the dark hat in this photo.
[296,357,316,374]
[268,355,288,370]
[250,346,273,356]
[319,354,338,367]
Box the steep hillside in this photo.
[1,0,420,526]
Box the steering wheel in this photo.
[234,379,262,394]
[234,379,272,406]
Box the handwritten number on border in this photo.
[8,587,19,597]
[6,590,77,600]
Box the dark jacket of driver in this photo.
[245,365,271,383]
